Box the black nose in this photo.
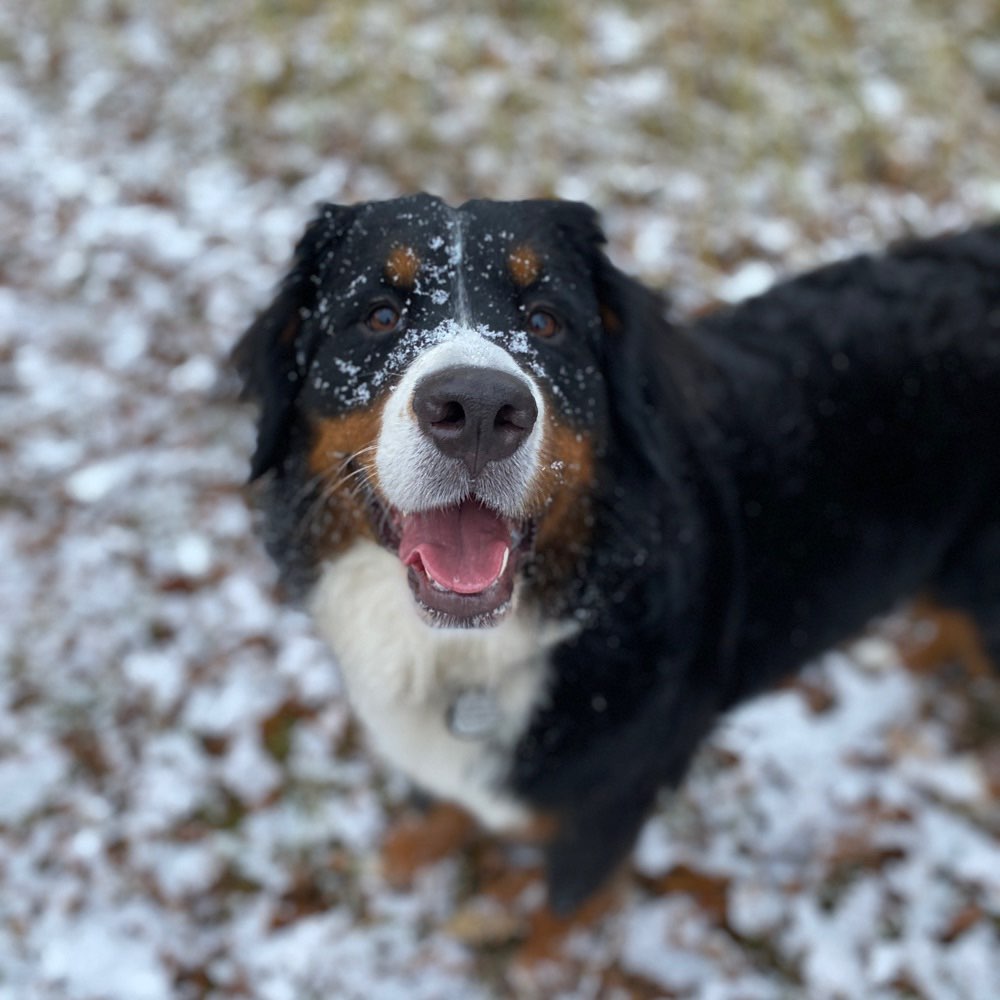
[412,366,538,476]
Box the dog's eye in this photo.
[526,308,560,339]
[366,304,400,333]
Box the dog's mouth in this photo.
[387,499,533,628]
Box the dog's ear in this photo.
[549,197,672,353]
[586,226,677,471]
[232,204,353,480]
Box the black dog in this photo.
[235,194,1000,913]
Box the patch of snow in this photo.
[220,729,283,805]
[862,76,906,120]
[715,260,777,303]
[590,9,645,65]
[64,457,134,503]
[168,354,218,393]
[122,649,187,713]
[0,737,68,825]
[37,905,174,1000]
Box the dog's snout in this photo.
[412,366,538,476]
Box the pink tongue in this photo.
[399,501,511,595]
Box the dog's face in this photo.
[237,194,636,627]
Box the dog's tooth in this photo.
[498,546,510,577]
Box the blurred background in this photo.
[2,1,999,997]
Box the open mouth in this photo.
[392,500,532,627]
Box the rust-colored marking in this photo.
[508,244,543,288]
[308,408,383,478]
[306,409,385,555]
[528,416,597,596]
[385,244,421,287]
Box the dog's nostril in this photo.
[495,404,528,431]
[435,401,465,428]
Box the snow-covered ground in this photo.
[2,2,999,997]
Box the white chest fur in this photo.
[308,540,573,829]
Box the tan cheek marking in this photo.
[508,244,542,288]
[530,418,596,590]
[385,245,421,288]
[307,407,387,553]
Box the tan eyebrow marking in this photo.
[508,244,542,288]
[385,245,421,287]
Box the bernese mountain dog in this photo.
[235,194,1000,913]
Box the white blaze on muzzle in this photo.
[375,328,546,518]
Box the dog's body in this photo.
[236,194,1000,911]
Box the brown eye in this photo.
[366,303,400,333]
[526,307,560,339]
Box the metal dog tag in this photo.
[446,688,500,741]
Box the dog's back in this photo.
[690,225,1000,701]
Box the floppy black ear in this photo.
[591,240,679,476]
[546,200,678,470]
[232,204,353,480]
[549,199,672,368]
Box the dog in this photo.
[234,194,1000,913]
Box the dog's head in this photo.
[235,194,664,627]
